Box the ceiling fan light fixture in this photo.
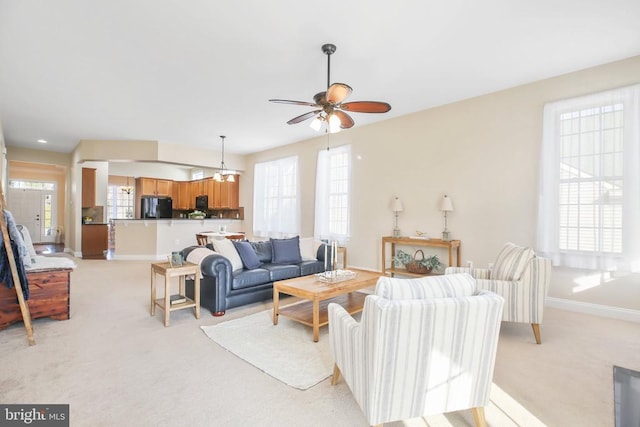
[269,43,391,132]
[328,114,341,133]
[310,116,323,131]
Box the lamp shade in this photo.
[439,195,453,212]
[391,197,404,212]
[310,117,322,131]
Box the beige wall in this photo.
[244,55,640,301]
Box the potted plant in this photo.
[188,210,206,219]
[392,249,444,274]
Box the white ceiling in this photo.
[1,0,639,155]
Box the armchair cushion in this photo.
[374,273,476,300]
[491,242,535,281]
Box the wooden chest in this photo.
[0,268,72,330]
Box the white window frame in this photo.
[107,185,135,220]
[314,144,351,244]
[253,156,300,238]
[538,84,640,272]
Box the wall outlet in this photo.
[174,239,180,246]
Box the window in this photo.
[9,180,55,190]
[107,185,135,220]
[538,84,640,272]
[315,145,351,244]
[191,169,204,180]
[253,156,299,237]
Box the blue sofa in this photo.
[182,240,334,316]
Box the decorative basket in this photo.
[405,250,432,274]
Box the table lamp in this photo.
[439,194,453,241]
[391,197,404,237]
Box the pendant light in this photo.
[121,176,133,194]
[213,135,235,182]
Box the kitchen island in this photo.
[111,218,244,260]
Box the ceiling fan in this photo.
[269,43,391,132]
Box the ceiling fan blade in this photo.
[333,110,355,129]
[326,83,353,104]
[340,101,392,113]
[287,110,322,125]
[269,99,318,107]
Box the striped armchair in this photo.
[329,273,504,427]
[446,242,552,344]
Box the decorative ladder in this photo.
[0,182,35,345]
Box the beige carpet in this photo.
[201,309,335,390]
[1,257,639,426]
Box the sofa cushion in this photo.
[232,268,271,290]
[299,260,325,276]
[262,263,300,281]
[250,241,273,263]
[233,241,262,270]
[271,236,302,264]
[491,242,535,281]
[212,238,243,272]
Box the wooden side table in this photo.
[150,261,200,326]
[382,236,461,277]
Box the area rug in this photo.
[200,309,335,390]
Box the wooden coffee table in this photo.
[272,268,382,342]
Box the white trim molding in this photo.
[546,297,640,323]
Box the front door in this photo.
[7,187,56,243]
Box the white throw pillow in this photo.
[299,237,318,261]
[211,238,243,272]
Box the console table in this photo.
[382,236,461,277]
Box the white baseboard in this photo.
[546,297,640,323]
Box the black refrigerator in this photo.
[141,197,173,219]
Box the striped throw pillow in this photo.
[491,242,535,281]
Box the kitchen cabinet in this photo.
[173,181,191,210]
[136,177,173,197]
[219,175,239,209]
[82,224,108,259]
[81,167,96,208]
[190,179,206,206]
[204,175,239,209]
[206,178,220,209]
